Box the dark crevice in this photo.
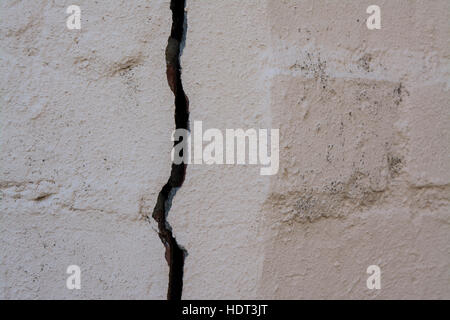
[150,0,189,300]
[33,193,53,201]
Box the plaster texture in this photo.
[1,0,449,299]
[1,0,173,299]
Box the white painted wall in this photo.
[1,0,449,299]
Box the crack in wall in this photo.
[150,0,189,300]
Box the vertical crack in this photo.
[150,0,188,300]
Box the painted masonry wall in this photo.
[1,0,449,299]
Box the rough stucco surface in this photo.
[1,0,449,299]
[0,0,173,299]
[258,0,450,299]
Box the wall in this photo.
[1,0,449,299]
